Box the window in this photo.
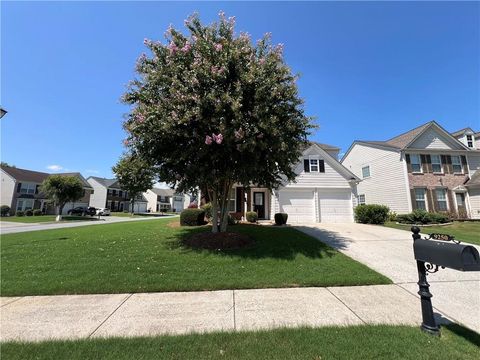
[451,155,462,173]
[410,154,422,173]
[358,194,366,205]
[466,135,474,148]
[228,188,236,212]
[119,190,123,197]
[435,189,448,211]
[112,189,117,196]
[431,154,442,173]
[361,166,370,178]
[310,159,319,172]
[415,188,426,210]
[19,183,36,194]
[16,199,34,211]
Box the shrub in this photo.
[25,209,33,216]
[188,202,198,209]
[16,210,25,217]
[180,208,205,226]
[123,209,129,213]
[227,214,237,225]
[201,202,213,221]
[33,209,43,216]
[1,205,10,217]
[354,204,390,224]
[396,210,449,224]
[274,213,288,225]
[246,211,258,223]
[388,211,397,222]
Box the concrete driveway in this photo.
[296,223,480,333]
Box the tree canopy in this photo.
[41,175,84,220]
[122,12,313,231]
[112,154,155,213]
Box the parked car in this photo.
[96,208,111,216]
[67,206,96,216]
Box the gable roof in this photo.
[384,122,432,148]
[309,143,360,182]
[465,170,480,187]
[88,176,122,189]
[1,165,49,183]
[150,188,175,196]
[451,127,476,137]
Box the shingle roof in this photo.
[150,188,175,196]
[1,166,50,183]
[57,172,92,188]
[465,170,480,187]
[384,121,432,148]
[451,127,475,137]
[355,140,401,149]
[89,176,122,189]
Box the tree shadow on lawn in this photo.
[294,226,352,252]
[164,224,339,261]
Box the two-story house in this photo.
[87,176,149,213]
[0,165,93,215]
[143,188,189,213]
[341,121,480,219]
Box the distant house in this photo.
[0,165,93,215]
[341,121,480,219]
[87,176,148,213]
[143,188,189,213]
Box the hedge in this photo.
[354,204,390,224]
[396,210,449,225]
[180,208,206,226]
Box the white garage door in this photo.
[318,189,353,223]
[279,190,315,223]
[132,202,147,213]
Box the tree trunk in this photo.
[56,203,64,221]
[218,181,232,233]
[211,192,219,233]
[131,198,135,215]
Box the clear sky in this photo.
[2,1,479,178]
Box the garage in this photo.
[278,189,316,223]
[318,189,353,223]
[131,202,148,213]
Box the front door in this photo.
[455,193,466,217]
[253,192,265,219]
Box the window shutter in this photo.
[17,183,22,193]
[405,154,412,173]
[236,187,243,213]
[426,189,435,212]
[304,159,310,173]
[319,160,325,173]
[410,189,417,210]
[35,185,39,194]
[461,155,468,174]
[447,190,455,212]
[423,155,432,173]
[444,155,453,174]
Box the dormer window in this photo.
[466,135,474,148]
[303,157,325,173]
[310,158,319,172]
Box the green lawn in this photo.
[109,212,140,217]
[2,325,478,360]
[0,219,390,296]
[385,221,480,246]
[0,215,99,223]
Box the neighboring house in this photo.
[143,188,189,213]
[341,121,480,219]
[87,176,148,213]
[211,142,359,223]
[0,165,93,215]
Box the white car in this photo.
[96,208,111,216]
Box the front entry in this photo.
[253,192,265,219]
[455,193,467,217]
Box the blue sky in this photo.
[2,1,479,178]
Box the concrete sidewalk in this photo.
[0,215,177,235]
[0,285,443,342]
[296,223,480,334]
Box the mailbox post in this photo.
[411,226,480,336]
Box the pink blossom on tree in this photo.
[205,135,213,145]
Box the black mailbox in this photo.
[413,239,480,272]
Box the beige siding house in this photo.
[342,121,480,218]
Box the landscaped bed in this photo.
[384,221,480,246]
[0,218,390,296]
[2,325,478,360]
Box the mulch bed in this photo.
[183,231,254,250]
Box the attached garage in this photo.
[130,202,148,213]
[318,189,353,223]
[278,189,315,223]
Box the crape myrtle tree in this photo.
[41,175,84,221]
[122,12,313,232]
[112,154,156,214]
